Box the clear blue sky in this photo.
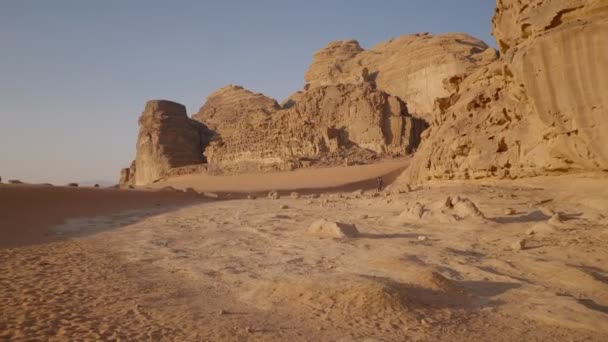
[0,0,496,184]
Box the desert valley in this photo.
[1,0,608,341]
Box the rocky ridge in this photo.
[303,33,498,120]
[121,32,497,186]
[201,82,426,174]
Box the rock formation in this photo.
[396,0,608,184]
[122,2,607,187]
[197,82,426,174]
[192,85,280,138]
[303,33,498,119]
[121,100,212,186]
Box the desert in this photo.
[1,0,607,341]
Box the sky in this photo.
[0,0,497,184]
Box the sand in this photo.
[0,184,202,248]
[150,158,409,193]
[1,167,608,341]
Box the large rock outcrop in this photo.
[192,85,280,137]
[199,82,427,173]
[397,0,608,184]
[121,100,211,186]
[303,33,498,119]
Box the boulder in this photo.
[307,219,360,238]
[268,191,279,200]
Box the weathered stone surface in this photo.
[192,85,280,138]
[122,100,212,186]
[303,33,498,119]
[307,219,359,238]
[396,0,608,184]
[198,82,426,174]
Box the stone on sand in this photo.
[511,239,527,251]
[399,203,425,220]
[548,213,562,225]
[290,192,300,199]
[268,191,279,200]
[307,219,359,238]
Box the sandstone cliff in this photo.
[120,100,212,186]
[303,33,499,119]
[397,0,608,184]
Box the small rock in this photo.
[511,239,526,251]
[68,182,79,187]
[280,204,289,209]
[219,309,227,315]
[247,194,256,200]
[504,208,517,216]
[93,184,100,188]
[290,192,300,199]
[245,326,253,333]
[352,189,364,196]
[310,193,320,199]
[548,213,562,225]
[268,191,279,200]
[418,236,427,241]
[203,192,220,199]
[360,214,369,219]
[8,179,23,184]
[540,207,556,217]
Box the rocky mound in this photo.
[396,0,608,184]
[303,33,498,120]
[192,85,280,137]
[120,100,212,186]
[201,82,426,174]
[244,272,469,325]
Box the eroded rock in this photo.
[307,219,359,238]
[121,100,212,186]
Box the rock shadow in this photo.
[458,280,522,297]
[491,210,550,224]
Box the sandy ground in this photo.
[150,159,409,193]
[1,168,608,341]
[0,184,203,248]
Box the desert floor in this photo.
[1,165,608,341]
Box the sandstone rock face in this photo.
[304,33,498,119]
[397,0,608,184]
[124,100,211,186]
[192,85,280,138]
[197,82,426,173]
